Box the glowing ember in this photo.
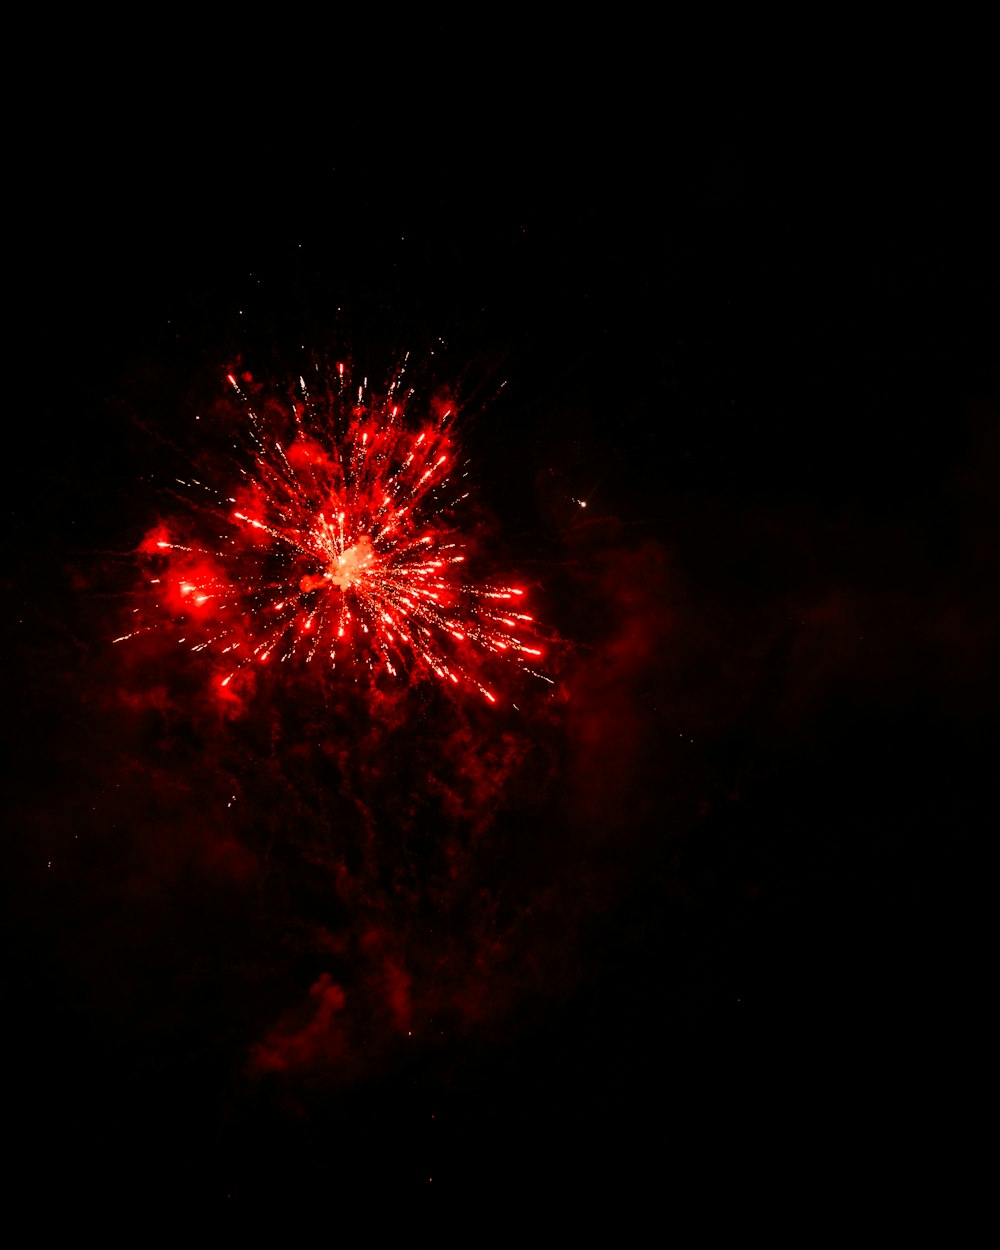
[122,356,550,704]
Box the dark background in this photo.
[5,35,996,1227]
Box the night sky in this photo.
[6,45,996,1227]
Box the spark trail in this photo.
[120,356,548,705]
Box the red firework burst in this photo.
[118,356,549,705]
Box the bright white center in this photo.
[327,535,375,589]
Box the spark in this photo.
[128,359,547,705]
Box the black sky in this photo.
[5,44,997,1228]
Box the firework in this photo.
[118,356,548,705]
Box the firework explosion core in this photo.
[120,356,548,707]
